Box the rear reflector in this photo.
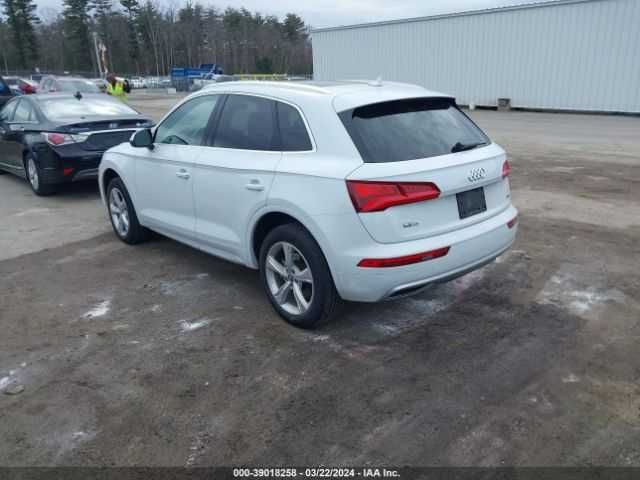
[502,160,511,178]
[358,247,450,268]
[346,180,440,213]
[507,216,518,229]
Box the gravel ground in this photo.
[0,93,639,466]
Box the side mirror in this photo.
[130,128,154,149]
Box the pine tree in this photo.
[2,0,40,69]
[283,13,306,42]
[120,0,139,72]
[62,0,93,72]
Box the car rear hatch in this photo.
[340,97,512,244]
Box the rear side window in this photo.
[276,102,312,151]
[340,97,489,163]
[0,99,18,122]
[12,99,36,122]
[214,95,276,151]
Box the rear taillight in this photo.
[44,132,85,146]
[507,216,518,229]
[358,247,450,268]
[502,160,511,178]
[346,180,440,213]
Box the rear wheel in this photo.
[260,223,339,328]
[107,177,148,244]
[25,154,55,196]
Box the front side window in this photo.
[213,94,276,151]
[276,102,312,152]
[12,99,36,122]
[155,95,219,146]
[340,97,489,163]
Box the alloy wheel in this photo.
[265,241,314,315]
[27,158,39,191]
[109,187,130,238]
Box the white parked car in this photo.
[99,80,518,328]
[130,77,147,89]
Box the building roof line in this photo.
[311,0,603,33]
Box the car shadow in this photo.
[1,172,102,200]
[53,180,102,199]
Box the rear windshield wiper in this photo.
[451,141,486,153]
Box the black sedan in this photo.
[0,93,153,195]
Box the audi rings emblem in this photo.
[467,167,487,182]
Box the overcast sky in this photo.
[34,0,555,28]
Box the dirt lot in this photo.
[1,92,639,466]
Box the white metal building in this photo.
[312,0,640,113]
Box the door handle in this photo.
[245,180,264,191]
[175,169,190,179]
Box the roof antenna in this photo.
[74,91,82,100]
[370,76,383,87]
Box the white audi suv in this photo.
[99,80,518,328]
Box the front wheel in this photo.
[260,224,339,328]
[106,177,148,244]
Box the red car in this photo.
[18,78,38,94]
[4,77,38,94]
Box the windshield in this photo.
[58,79,100,93]
[40,97,139,119]
[340,97,489,163]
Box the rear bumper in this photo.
[71,168,99,181]
[324,205,518,302]
[382,240,513,300]
[36,145,103,184]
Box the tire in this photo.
[25,154,56,196]
[106,177,148,245]
[259,223,339,328]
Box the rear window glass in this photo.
[58,79,100,93]
[40,97,138,119]
[340,98,489,163]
